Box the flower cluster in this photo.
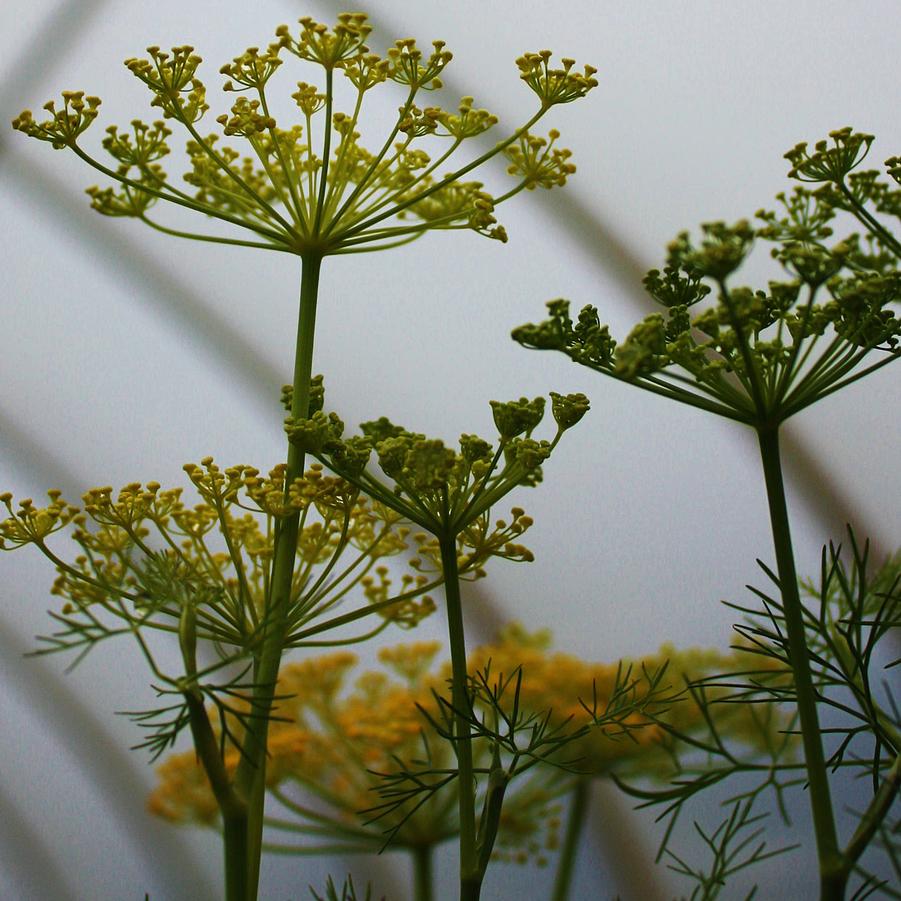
[285,384,590,541]
[784,127,874,184]
[11,91,101,148]
[514,129,899,426]
[0,460,434,673]
[0,491,79,548]
[505,130,576,191]
[515,52,598,108]
[12,14,596,257]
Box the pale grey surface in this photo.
[0,1,898,898]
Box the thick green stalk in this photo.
[756,426,846,900]
[235,254,323,899]
[552,778,589,901]
[438,535,482,901]
[412,843,434,901]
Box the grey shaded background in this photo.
[0,1,898,898]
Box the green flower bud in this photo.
[284,410,343,453]
[755,187,835,244]
[361,417,407,444]
[506,438,551,471]
[377,435,413,480]
[490,396,546,441]
[680,220,755,281]
[459,434,493,464]
[614,314,667,378]
[280,374,324,415]
[830,273,901,349]
[549,392,590,431]
[511,311,568,350]
[886,155,901,186]
[403,439,457,491]
[784,127,874,183]
[328,436,372,477]
[643,264,710,308]
[664,304,691,341]
[773,243,846,287]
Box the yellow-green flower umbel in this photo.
[12,13,597,256]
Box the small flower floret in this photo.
[785,127,874,184]
[516,51,598,107]
[11,92,102,148]
[388,39,452,90]
[278,14,373,69]
[505,130,576,190]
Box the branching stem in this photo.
[184,690,248,901]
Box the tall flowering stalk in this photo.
[514,128,900,899]
[9,12,596,900]
[294,389,591,899]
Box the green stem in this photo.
[438,535,481,901]
[587,365,752,424]
[222,810,250,901]
[475,763,508,878]
[413,843,434,901]
[838,181,901,257]
[552,778,589,901]
[843,753,900,871]
[313,69,334,236]
[756,426,846,900]
[138,214,291,253]
[184,691,248,901]
[234,254,323,899]
[718,281,767,417]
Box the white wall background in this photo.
[0,1,898,898]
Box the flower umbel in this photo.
[285,382,589,539]
[12,14,596,256]
[0,460,437,756]
[514,130,899,426]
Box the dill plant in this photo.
[5,11,597,901]
[515,128,900,899]
[7,8,896,901]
